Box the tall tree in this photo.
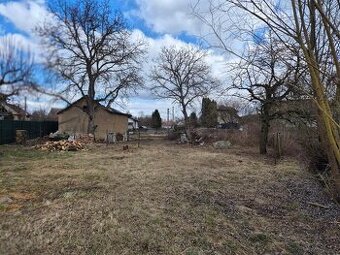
[194,0,340,199]
[0,37,34,102]
[151,109,162,129]
[200,97,218,128]
[232,36,301,154]
[150,46,219,138]
[38,0,145,133]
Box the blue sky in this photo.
[0,0,262,118]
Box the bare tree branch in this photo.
[0,37,34,101]
[36,0,146,133]
[150,46,220,137]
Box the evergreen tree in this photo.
[189,112,198,127]
[200,97,217,127]
[151,109,162,129]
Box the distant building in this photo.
[0,100,30,120]
[128,117,139,130]
[57,96,131,140]
[217,105,240,129]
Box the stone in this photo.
[180,134,189,143]
[213,140,231,149]
[0,196,13,204]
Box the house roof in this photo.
[49,107,63,115]
[0,101,27,117]
[128,117,139,122]
[57,96,131,117]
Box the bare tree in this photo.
[194,0,340,198]
[150,46,219,137]
[231,36,301,154]
[0,37,34,102]
[30,109,48,121]
[37,0,145,133]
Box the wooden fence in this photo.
[0,120,58,145]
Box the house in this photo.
[128,117,139,130]
[217,105,240,129]
[0,100,30,120]
[57,96,131,140]
[47,108,62,121]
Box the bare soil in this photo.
[0,141,339,254]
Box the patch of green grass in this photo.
[249,232,271,245]
[223,240,238,252]
[287,201,299,211]
[205,213,217,226]
[0,204,6,211]
[1,147,46,159]
[0,146,73,161]
[185,247,202,255]
[286,241,304,255]
[10,165,28,172]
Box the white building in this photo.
[128,117,139,130]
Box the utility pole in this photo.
[167,108,170,136]
[172,106,174,121]
[24,97,27,120]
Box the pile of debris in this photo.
[49,131,70,141]
[73,134,94,144]
[191,128,218,144]
[35,140,84,151]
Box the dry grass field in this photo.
[0,140,339,255]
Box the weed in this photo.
[287,241,304,255]
[249,232,270,245]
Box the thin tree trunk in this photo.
[291,0,340,199]
[304,53,340,199]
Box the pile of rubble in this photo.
[35,140,84,151]
[73,134,94,144]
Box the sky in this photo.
[0,0,262,119]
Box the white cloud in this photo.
[130,0,201,35]
[0,0,49,34]
[0,0,52,62]
[0,33,37,52]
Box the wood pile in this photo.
[35,140,84,151]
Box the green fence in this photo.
[0,120,58,145]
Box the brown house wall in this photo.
[58,99,128,140]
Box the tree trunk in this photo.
[259,117,270,154]
[334,85,340,126]
[87,82,96,135]
[259,103,271,154]
[86,98,96,135]
[182,105,192,141]
[291,0,340,200]
[304,52,340,200]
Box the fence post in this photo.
[274,132,282,164]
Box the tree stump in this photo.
[16,130,28,145]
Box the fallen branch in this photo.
[307,202,329,209]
